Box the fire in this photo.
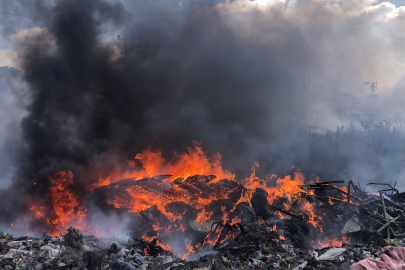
[278,212,286,219]
[316,237,348,248]
[92,143,234,190]
[242,164,322,229]
[17,143,349,258]
[241,164,308,205]
[47,171,87,235]
[16,171,87,236]
[181,241,195,260]
[267,224,277,232]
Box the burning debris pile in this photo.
[3,171,405,270]
[4,0,405,269]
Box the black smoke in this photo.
[0,0,307,230]
[15,0,308,188]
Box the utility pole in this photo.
[365,82,378,98]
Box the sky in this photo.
[376,0,404,6]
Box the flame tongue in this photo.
[91,144,234,190]
[23,171,87,236]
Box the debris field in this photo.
[2,175,405,270]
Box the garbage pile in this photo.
[2,178,405,270]
[1,224,404,270]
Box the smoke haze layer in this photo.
[1,0,405,232]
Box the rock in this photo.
[35,263,43,270]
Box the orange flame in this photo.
[47,171,87,236]
[316,236,348,248]
[92,143,234,190]
[17,143,348,258]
